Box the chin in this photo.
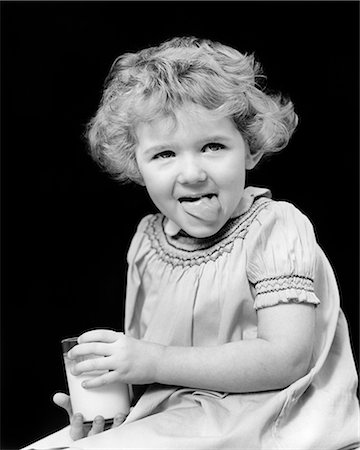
[182,223,223,239]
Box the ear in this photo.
[245,147,263,170]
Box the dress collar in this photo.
[164,186,271,237]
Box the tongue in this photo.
[181,196,221,222]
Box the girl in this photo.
[37,37,359,449]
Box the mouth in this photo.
[177,193,221,223]
[178,193,217,203]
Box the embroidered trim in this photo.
[254,275,314,296]
[144,197,272,267]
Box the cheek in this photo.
[216,160,246,188]
[136,164,157,191]
[142,175,171,205]
[216,165,246,210]
[139,163,175,197]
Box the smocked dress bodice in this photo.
[125,188,320,348]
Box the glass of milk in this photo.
[61,337,130,424]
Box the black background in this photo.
[1,2,359,449]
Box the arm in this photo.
[69,302,315,393]
[156,303,315,392]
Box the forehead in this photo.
[135,103,238,144]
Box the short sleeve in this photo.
[246,201,320,310]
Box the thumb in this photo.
[53,392,72,418]
[111,412,128,428]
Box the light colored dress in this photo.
[24,187,360,450]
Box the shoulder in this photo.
[245,198,318,266]
[126,213,164,263]
[245,198,316,243]
[245,199,319,309]
[256,198,315,227]
[134,213,163,234]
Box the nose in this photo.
[177,155,207,184]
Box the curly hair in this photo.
[87,36,298,183]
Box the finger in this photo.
[78,329,121,344]
[68,342,112,359]
[88,416,105,436]
[71,356,112,376]
[70,413,85,441]
[81,370,120,389]
[112,412,127,428]
[53,392,73,418]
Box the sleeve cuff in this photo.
[253,275,320,310]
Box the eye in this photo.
[202,142,226,152]
[153,150,175,160]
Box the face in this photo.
[135,103,259,238]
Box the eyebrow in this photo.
[200,135,233,144]
[143,135,233,155]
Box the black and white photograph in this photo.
[1,1,359,449]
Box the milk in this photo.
[63,354,130,422]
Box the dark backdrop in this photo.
[1,2,358,449]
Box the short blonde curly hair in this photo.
[87,36,298,183]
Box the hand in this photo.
[53,392,126,440]
[67,329,164,388]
